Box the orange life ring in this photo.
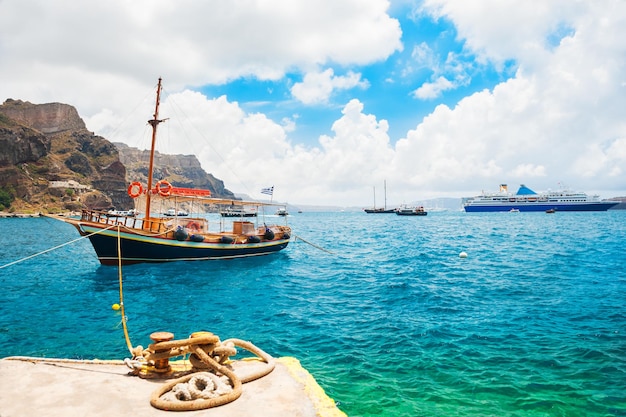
[156,180,172,197]
[187,221,200,232]
[127,182,143,198]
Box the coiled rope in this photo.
[3,217,279,411]
[111,227,275,411]
[126,333,275,411]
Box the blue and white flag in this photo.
[261,186,274,196]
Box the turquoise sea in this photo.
[0,211,625,416]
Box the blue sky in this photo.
[1,0,625,207]
[198,7,517,147]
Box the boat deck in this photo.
[0,356,346,417]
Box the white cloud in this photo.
[291,69,369,104]
[510,164,547,178]
[420,0,584,68]
[0,0,401,114]
[395,0,626,198]
[102,91,397,205]
[411,42,437,68]
[1,0,625,206]
[412,76,454,99]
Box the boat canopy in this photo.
[516,184,537,195]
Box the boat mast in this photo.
[384,180,387,210]
[145,77,165,221]
[372,186,376,209]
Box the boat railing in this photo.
[80,209,167,233]
[80,209,138,227]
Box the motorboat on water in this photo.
[220,206,258,217]
[463,184,619,212]
[164,208,188,217]
[395,205,427,216]
[107,208,138,217]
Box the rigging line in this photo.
[293,234,334,255]
[164,91,259,200]
[98,82,156,150]
[116,224,134,356]
[0,223,119,269]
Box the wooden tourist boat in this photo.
[48,78,291,265]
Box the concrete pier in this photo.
[0,356,346,417]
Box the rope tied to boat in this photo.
[0,222,120,269]
[293,234,334,254]
[128,332,275,411]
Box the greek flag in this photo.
[261,186,274,196]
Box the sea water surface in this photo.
[0,211,624,416]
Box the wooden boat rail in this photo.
[79,209,291,242]
[80,209,168,234]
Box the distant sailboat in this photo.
[364,180,395,213]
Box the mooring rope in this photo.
[140,334,275,411]
[106,224,275,411]
[293,234,334,254]
[1,213,280,412]
[0,223,119,269]
[116,224,134,356]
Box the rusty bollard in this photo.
[149,331,175,373]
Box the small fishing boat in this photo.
[164,208,188,217]
[107,208,138,217]
[47,78,291,265]
[276,207,288,216]
[220,206,258,217]
[395,205,427,216]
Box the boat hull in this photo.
[364,209,396,213]
[75,223,290,265]
[464,202,618,212]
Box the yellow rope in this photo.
[146,336,275,411]
[116,224,134,356]
[0,221,136,355]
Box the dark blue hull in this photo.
[77,224,289,265]
[464,202,618,212]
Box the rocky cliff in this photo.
[0,99,131,212]
[115,143,235,199]
[0,99,235,213]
